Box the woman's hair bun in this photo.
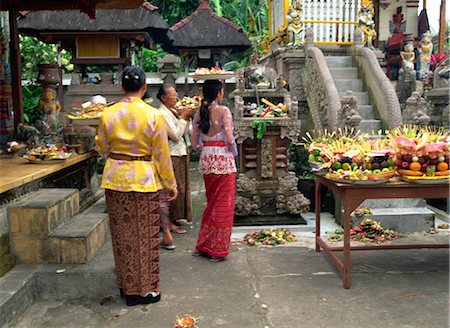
[121,66,146,92]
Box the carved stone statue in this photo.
[403,91,431,126]
[389,6,406,34]
[286,0,304,47]
[17,123,43,147]
[400,42,415,79]
[275,25,288,47]
[397,41,417,103]
[39,88,61,134]
[417,30,433,84]
[358,0,377,49]
[340,90,361,129]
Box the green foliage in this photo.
[20,35,73,81]
[289,143,315,180]
[142,45,166,72]
[22,84,42,124]
[214,0,269,38]
[150,0,199,26]
[251,120,272,139]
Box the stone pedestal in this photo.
[426,87,450,128]
[157,54,181,86]
[279,49,309,135]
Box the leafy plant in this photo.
[289,143,315,180]
[20,35,73,81]
[22,84,42,124]
[141,45,166,72]
[251,119,272,139]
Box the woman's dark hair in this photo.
[156,84,175,102]
[199,79,223,134]
[121,66,146,92]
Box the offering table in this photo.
[315,175,450,289]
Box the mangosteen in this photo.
[372,162,380,169]
[380,161,387,169]
[418,156,427,164]
[403,154,412,162]
[401,161,410,169]
[431,158,440,165]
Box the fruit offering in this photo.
[22,145,71,162]
[67,102,107,119]
[247,98,287,118]
[174,96,201,112]
[193,67,229,75]
[388,126,450,177]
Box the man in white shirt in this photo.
[157,85,194,248]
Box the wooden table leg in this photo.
[342,197,363,289]
[342,208,351,289]
[315,178,321,252]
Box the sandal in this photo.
[170,227,187,234]
[176,219,192,226]
[125,292,161,306]
[192,250,207,257]
[160,243,176,250]
[209,256,225,262]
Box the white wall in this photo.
[378,0,419,42]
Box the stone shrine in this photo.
[232,69,309,222]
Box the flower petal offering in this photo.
[22,145,71,162]
[174,96,201,112]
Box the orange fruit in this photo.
[409,162,421,171]
[437,162,449,171]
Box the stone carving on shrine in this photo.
[358,0,377,49]
[232,69,309,219]
[417,30,434,87]
[340,91,362,129]
[286,0,304,47]
[397,36,417,103]
[403,91,431,126]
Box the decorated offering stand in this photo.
[305,125,450,288]
[232,67,309,221]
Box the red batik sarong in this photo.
[195,172,236,257]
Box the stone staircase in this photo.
[7,188,108,264]
[325,55,381,133]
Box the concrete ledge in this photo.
[0,267,37,328]
[353,207,435,233]
[50,213,109,263]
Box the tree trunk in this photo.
[438,0,446,54]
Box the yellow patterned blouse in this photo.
[95,97,177,193]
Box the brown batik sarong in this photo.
[170,155,193,223]
[105,189,160,296]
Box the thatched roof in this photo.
[165,0,251,52]
[1,0,144,16]
[18,3,171,44]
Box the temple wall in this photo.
[378,0,419,42]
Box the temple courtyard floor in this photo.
[3,170,449,328]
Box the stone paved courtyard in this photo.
[5,170,450,328]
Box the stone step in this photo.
[334,79,364,92]
[324,56,353,67]
[340,91,370,105]
[330,67,358,79]
[49,212,109,264]
[357,119,381,133]
[8,188,80,239]
[361,198,426,209]
[352,208,435,233]
[358,105,375,120]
